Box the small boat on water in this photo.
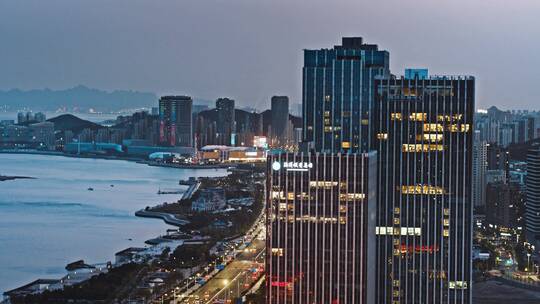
[87,187,94,191]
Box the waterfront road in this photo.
[174,239,265,304]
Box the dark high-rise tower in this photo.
[266,152,377,303]
[271,96,290,146]
[526,148,540,246]
[302,37,390,153]
[216,98,235,145]
[159,95,192,147]
[374,73,475,303]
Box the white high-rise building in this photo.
[472,130,487,207]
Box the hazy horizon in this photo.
[1,0,539,110]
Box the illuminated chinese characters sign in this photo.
[272,161,314,172]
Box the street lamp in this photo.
[527,253,531,273]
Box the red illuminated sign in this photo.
[271,281,291,287]
[400,244,439,253]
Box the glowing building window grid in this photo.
[437,114,463,122]
[271,248,284,256]
[443,208,450,216]
[377,133,388,140]
[449,281,468,289]
[448,124,470,132]
[417,134,443,142]
[309,181,338,188]
[271,191,285,200]
[402,144,444,153]
[391,113,402,121]
[272,191,298,201]
[339,193,366,200]
[408,112,427,121]
[423,123,444,132]
[376,78,474,304]
[400,185,445,195]
[375,226,422,236]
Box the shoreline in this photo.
[135,209,190,227]
[0,153,231,296]
[0,150,234,169]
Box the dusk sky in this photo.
[1,0,539,110]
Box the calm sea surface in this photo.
[0,153,226,292]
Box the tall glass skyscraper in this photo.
[159,95,193,147]
[216,97,235,146]
[266,152,377,303]
[269,36,475,304]
[374,74,475,303]
[271,96,290,146]
[526,148,540,247]
[302,37,390,153]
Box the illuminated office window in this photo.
[377,133,388,140]
[391,113,402,121]
[423,123,444,132]
[417,134,443,142]
[401,185,445,195]
[402,144,444,152]
[409,112,427,121]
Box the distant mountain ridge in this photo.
[0,85,156,112]
[0,85,216,112]
[47,114,105,133]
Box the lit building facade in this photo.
[302,37,390,153]
[266,152,377,303]
[374,75,475,303]
[159,95,193,147]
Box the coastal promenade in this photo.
[0,149,235,169]
[135,209,190,227]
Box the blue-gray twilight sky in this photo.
[1,0,539,110]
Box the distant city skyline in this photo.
[1,1,540,109]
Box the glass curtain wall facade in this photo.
[526,149,540,242]
[266,152,377,303]
[302,37,390,153]
[159,95,193,147]
[216,98,236,146]
[374,76,475,304]
[271,96,290,146]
